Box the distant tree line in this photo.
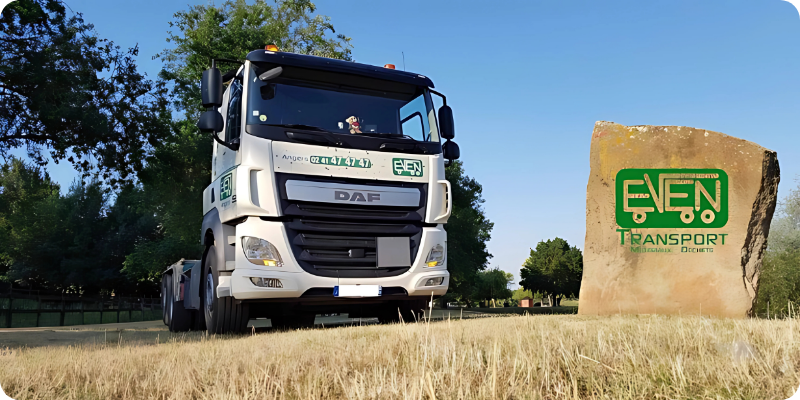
[519,238,583,307]
[754,181,800,317]
[443,234,585,308]
[0,0,494,296]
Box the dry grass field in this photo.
[1,313,799,399]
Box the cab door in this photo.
[218,79,243,175]
[212,84,231,181]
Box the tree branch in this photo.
[0,133,55,143]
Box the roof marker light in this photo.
[265,44,279,52]
[384,64,396,69]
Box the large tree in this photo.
[0,158,63,288]
[122,0,352,284]
[159,0,352,116]
[473,268,513,304]
[519,237,583,307]
[122,121,211,284]
[0,0,171,184]
[444,160,494,302]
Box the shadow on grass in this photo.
[0,308,580,349]
[457,306,579,315]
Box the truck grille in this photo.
[275,173,427,278]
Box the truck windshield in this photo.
[245,69,438,142]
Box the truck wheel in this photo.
[169,288,192,333]
[378,299,427,324]
[202,247,250,334]
[270,314,316,331]
[161,274,170,326]
[163,274,173,327]
[191,305,206,331]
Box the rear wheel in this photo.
[161,274,170,326]
[168,279,192,332]
[202,247,249,334]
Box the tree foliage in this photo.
[511,287,534,302]
[159,0,352,116]
[0,0,171,183]
[754,181,800,317]
[0,158,157,294]
[120,0,353,285]
[472,268,513,302]
[519,237,583,307]
[0,158,61,286]
[121,121,211,284]
[443,160,494,301]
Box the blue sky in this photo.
[11,0,800,286]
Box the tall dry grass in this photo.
[0,314,798,399]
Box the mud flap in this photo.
[185,261,202,309]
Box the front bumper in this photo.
[221,219,449,300]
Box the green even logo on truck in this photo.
[615,168,728,229]
[220,172,233,201]
[392,158,423,177]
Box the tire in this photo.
[270,314,316,331]
[202,247,250,334]
[169,281,192,332]
[191,304,206,331]
[378,299,427,324]
[163,274,173,327]
[161,274,170,326]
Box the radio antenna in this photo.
[402,51,406,71]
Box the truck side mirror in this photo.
[198,110,223,133]
[438,105,455,140]
[201,67,223,108]
[443,140,460,161]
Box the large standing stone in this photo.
[579,121,779,318]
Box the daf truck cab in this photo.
[161,46,460,333]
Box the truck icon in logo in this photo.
[392,158,423,177]
[615,168,728,229]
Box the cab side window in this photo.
[225,80,243,143]
[399,94,430,141]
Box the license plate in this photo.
[334,285,382,297]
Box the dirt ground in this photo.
[0,308,508,349]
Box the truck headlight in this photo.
[242,236,284,267]
[425,244,445,267]
[424,277,445,286]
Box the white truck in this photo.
[161,46,460,333]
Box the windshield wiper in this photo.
[272,124,343,146]
[350,131,403,138]
[266,123,329,132]
[379,136,430,154]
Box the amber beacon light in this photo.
[384,64,396,69]
[265,44,280,51]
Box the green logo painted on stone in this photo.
[615,169,728,229]
[392,158,423,177]
[220,172,233,201]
